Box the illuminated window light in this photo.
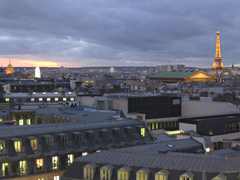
[31,98,35,102]
[5,98,9,102]
[166,130,185,135]
[55,98,59,101]
[39,98,43,101]
[63,98,67,101]
[47,98,51,101]
[70,98,74,101]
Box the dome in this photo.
[6,61,14,74]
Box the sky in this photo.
[0,0,240,68]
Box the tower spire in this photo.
[212,31,225,70]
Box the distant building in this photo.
[150,70,217,82]
[35,67,41,78]
[109,67,116,73]
[6,61,14,74]
[156,64,185,72]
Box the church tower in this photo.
[212,31,225,70]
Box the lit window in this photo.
[84,163,97,180]
[5,98,9,102]
[206,147,211,152]
[54,176,59,180]
[96,150,101,153]
[31,139,38,150]
[52,156,58,170]
[155,169,169,180]
[82,152,88,156]
[36,159,43,171]
[55,98,59,101]
[33,92,36,95]
[152,123,155,130]
[19,160,27,175]
[31,98,35,102]
[54,92,58,94]
[14,141,21,152]
[38,178,44,180]
[100,165,114,180]
[39,98,43,101]
[0,141,5,154]
[118,166,131,180]
[136,168,150,180]
[47,98,51,101]
[68,92,72,94]
[63,98,67,101]
[27,119,31,125]
[141,128,146,137]
[68,154,74,166]
[156,123,159,129]
[70,98,74,101]
[0,118,2,122]
[43,92,46,95]
[180,171,194,180]
[2,163,8,177]
[19,119,24,125]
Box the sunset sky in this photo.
[0,0,240,68]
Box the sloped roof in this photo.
[76,150,240,172]
[151,70,198,78]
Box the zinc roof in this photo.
[76,150,240,172]
[151,70,198,79]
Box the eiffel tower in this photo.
[212,31,225,70]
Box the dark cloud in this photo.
[0,0,240,67]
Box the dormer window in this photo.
[155,169,169,180]
[141,128,146,137]
[87,131,97,141]
[84,163,97,180]
[28,136,38,150]
[58,133,69,147]
[43,92,46,95]
[136,168,151,180]
[113,128,122,137]
[73,132,82,145]
[0,140,5,154]
[13,139,22,153]
[100,164,114,180]
[44,135,54,149]
[118,166,132,180]
[180,171,194,180]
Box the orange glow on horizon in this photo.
[0,58,69,67]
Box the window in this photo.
[156,123,159,129]
[90,132,97,141]
[100,165,114,180]
[26,119,31,125]
[19,160,27,175]
[47,98,51,101]
[39,98,43,101]
[141,128,146,137]
[14,140,21,152]
[0,118,2,122]
[84,163,97,180]
[82,152,88,156]
[118,171,128,180]
[68,154,74,166]
[155,175,164,180]
[0,141,5,154]
[155,169,169,180]
[152,123,155,130]
[54,176,60,180]
[31,139,38,150]
[55,98,59,101]
[52,156,58,170]
[31,98,35,102]
[2,163,8,177]
[137,173,147,180]
[46,136,54,149]
[75,134,82,144]
[70,98,74,101]
[63,98,67,101]
[118,166,131,180]
[36,159,43,171]
[19,119,24,125]
[180,172,194,180]
[60,134,69,147]
[206,147,210,152]
[136,168,150,180]
[5,98,9,102]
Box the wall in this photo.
[77,96,95,107]
[179,122,197,132]
[112,98,128,114]
[182,100,239,117]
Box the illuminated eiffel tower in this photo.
[212,31,225,70]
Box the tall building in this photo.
[35,67,41,78]
[6,61,14,74]
[212,31,225,70]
